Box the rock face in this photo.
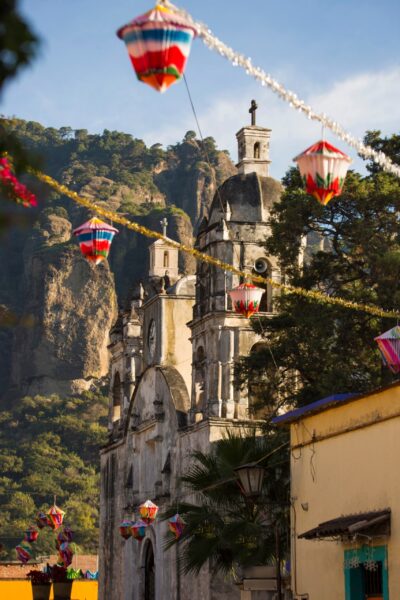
[0,122,238,401]
[7,210,117,398]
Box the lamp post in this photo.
[234,463,283,600]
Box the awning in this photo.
[299,509,391,540]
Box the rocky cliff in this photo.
[0,121,237,400]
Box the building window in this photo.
[163,251,169,268]
[344,546,388,600]
[254,142,260,159]
[112,372,122,422]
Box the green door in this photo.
[344,546,389,600]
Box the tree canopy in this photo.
[0,391,108,558]
[162,429,289,575]
[236,131,400,410]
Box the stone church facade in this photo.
[99,111,282,600]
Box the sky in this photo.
[2,0,400,179]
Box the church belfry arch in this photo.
[112,371,122,422]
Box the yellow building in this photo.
[274,382,400,600]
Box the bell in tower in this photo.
[236,99,271,177]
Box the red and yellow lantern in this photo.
[229,283,264,318]
[375,326,400,373]
[16,541,32,564]
[24,526,39,544]
[36,511,49,529]
[168,514,185,539]
[73,218,118,265]
[117,3,197,92]
[131,519,148,541]
[139,499,159,524]
[294,140,352,205]
[119,519,133,540]
[47,504,65,530]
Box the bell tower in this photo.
[236,99,271,177]
[188,104,282,422]
[148,218,179,281]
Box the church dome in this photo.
[208,172,282,225]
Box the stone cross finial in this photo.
[249,99,258,126]
[160,217,168,237]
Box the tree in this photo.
[235,133,400,410]
[0,391,108,558]
[0,0,38,91]
[162,429,289,575]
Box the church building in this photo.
[99,105,282,600]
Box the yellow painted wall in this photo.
[0,580,97,600]
[290,383,400,600]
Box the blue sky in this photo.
[2,0,400,178]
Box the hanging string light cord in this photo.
[182,72,244,269]
[30,167,400,320]
[164,0,400,179]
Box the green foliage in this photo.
[0,1,38,92]
[162,430,289,575]
[236,132,400,409]
[0,390,108,558]
[2,121,229,227]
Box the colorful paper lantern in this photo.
[139,499,159,524]
[117,3,197,92]
[375,326,400,373]
[63,527,74,543]
[119,519,133,540]
[58,542,74,567]
[47,504,65,530]
[56,531,68,549]
[294,140,352,205]
[168,514,185,539]
[73,217,118,265]
[16,541,32,563]
[229,283,264,318]
[24,526,39,543]
[67,567,82,580]
[36,511,49,529]
[131,519,148,541]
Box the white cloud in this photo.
[143,66,400,179]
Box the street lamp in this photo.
[234,462,283,600]
[234,462,265,497]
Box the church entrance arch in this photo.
[144,540,155,600]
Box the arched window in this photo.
[194,346,206,411]
[112,372,122,422]
[254,142,261,159]
[144,541,155,600]
[163,251,169,268]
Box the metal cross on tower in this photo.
[249,99,258,126]
[160,217,168,237]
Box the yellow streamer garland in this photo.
[31,168,400,320]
